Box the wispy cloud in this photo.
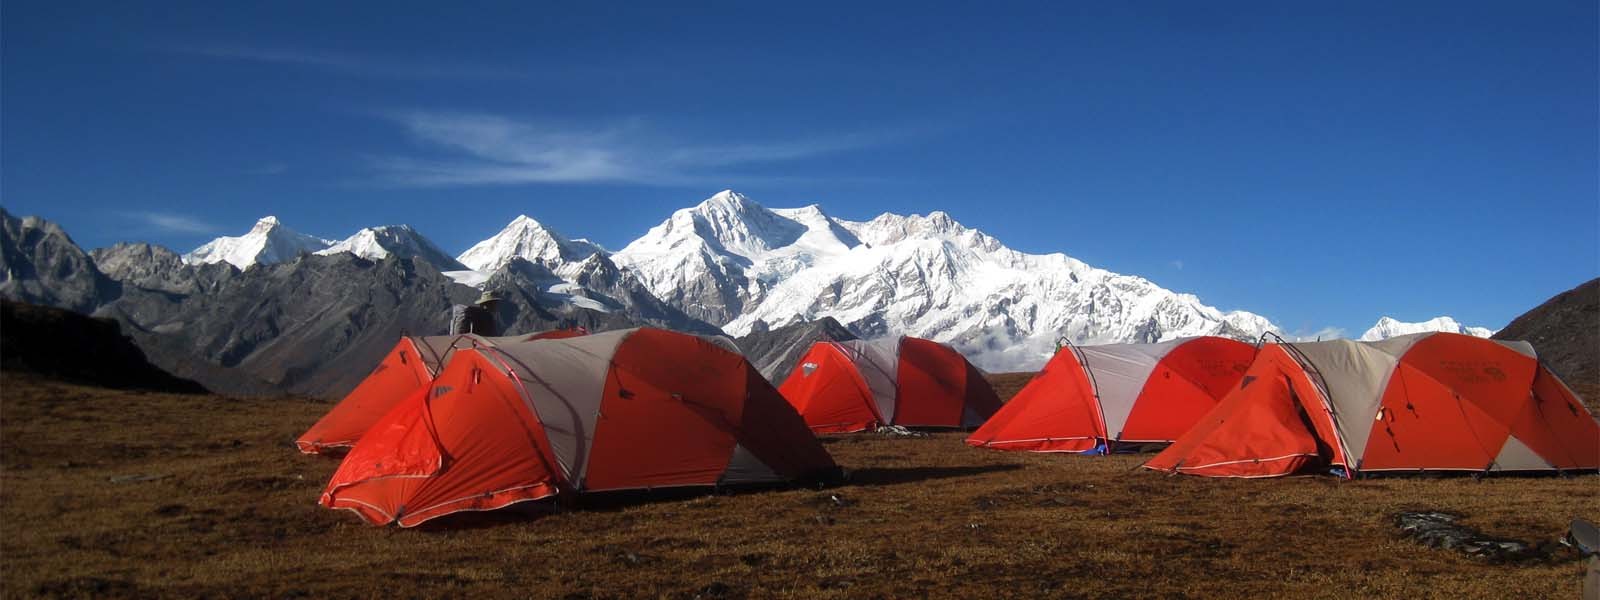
[175,44,526,80]
[122,212,220,235]
[243,163,289,176]
[1169,260,1184,270]
[368,111,919,187]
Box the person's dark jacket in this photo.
[450,304,500,336]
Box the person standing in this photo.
[451,290,504,336]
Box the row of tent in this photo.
[966,334,1599,478]
[299,328,1600,527]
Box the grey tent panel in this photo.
[484,329,635,488]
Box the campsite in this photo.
[3,369,1595,598]
[4,3,1598,598]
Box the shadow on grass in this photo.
[847,464,1022,487]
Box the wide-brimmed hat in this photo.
[475,290,505,305]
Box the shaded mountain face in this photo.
[1493,278,1598,388]
[0,208,119,314]
[734,316,859,384]
[0,300,205,393]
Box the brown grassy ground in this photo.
[984,372,1037,403]
[3,373,1596,599]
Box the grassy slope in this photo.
[3,373,1596,599]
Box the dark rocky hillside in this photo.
[1493,278,1598,389]
[735,317,857,383]
[0,300,205,393]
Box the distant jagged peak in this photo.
[183,215,333,269]
[1359,315,1495,341]
[455,214,604,272]
[317,223,466,271]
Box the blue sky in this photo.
[3,1,1595,337]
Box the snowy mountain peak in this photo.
[1359,316,1495,341]
[455,215,603,272]
[611,190,1279,369]
[184,216,333,269]
[317,224,467,271]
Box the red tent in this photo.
[968,337,1255,453]
[777,337,1001,433]
[1145,332,1600,478]
[295,328,588,454]
[320,328,837,527]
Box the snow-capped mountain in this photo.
[316,225,467,271]
[455,215,604,274]
[1359,316,1495,341]
[183,216,333,269]
[614,190,1279,370]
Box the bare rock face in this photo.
[92,242,240,296]
[1493,278,1599,388]
[734,316,858,384]
[0,208,118,314]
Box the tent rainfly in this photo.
[968,336,1256,453]
[295,328,587,454]
[320,328,838,526]
[778,337,1002,433]
[1144,332,1600,478]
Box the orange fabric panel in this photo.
[321,351,560,526]
[528,327,587,341]
[895,338,979,427]
[1358,336,1536,472]
[297,338,436,453]
[1511,367,1600,470]
[779,344,881,432]
[966,350,1103,452]
[582,330,749,491]
[732,367,840,478]
[1146,346,1345,478]
[1119,338,1254,443]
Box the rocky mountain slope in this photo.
[0,208,119,314]
[1359,316,1494,341]
[733,316,858,384]
[1493,278,1598,389]
[0,212,719,397]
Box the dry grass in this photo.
[3,373,1597,599]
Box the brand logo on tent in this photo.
[1482,366,1506,382]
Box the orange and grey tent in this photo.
[320,328,838,527]
[1144,332,1600,478]
[295,328,589,454]
[967,336,1255,453]
[777,337,1001,433]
